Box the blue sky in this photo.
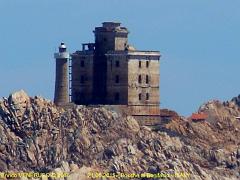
[0,0,240,116]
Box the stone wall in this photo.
[71,53,94,104]
[69,23,160,114]
[128,56,160,106]
[106,54,128,104]
[54,58,69,105]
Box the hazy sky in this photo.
[0,0,240,116]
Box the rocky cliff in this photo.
[0,90,240,179]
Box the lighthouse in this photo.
[54,42,69,105]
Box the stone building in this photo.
[54,22,161,120]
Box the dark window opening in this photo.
[138,75,142,83]
[139,61,142,68]
[81,60,85,67]
[146,93,149,100]
[79,93,85,100]
[74,92,85,104]
[139,93,142,101]
[115,92,120,101]
[115,75,119,83]
[80,75,85,84]
[146,61,149,68]
[115,61,120,67]
[103,38,107,42]
[146,75,149,84]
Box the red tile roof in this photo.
[191,113,208,120]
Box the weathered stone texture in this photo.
[54,58,69,105]
[69,22,160,115]
[71,53,94,104]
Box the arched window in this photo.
[115,75,119,83]
[139,61,142,68]
[81,60,85,67]
[115,92,120,101]
[146,75,149,84]
[146,93,149,100]
[115,61,120,67]
[146,61,149,68]
[80,75,85,84]
[138,75,142,83]
[139,93,142,100]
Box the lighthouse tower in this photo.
[54,42,69,105]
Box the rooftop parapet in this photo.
[102,22,121,28]
[106,50,160,56]
[94,22,128,33]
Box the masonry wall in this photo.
[115,35,128,50]
[94,30,128,52]
[93,27,128,103]
[95,32,115,53]
[127,55,160,115]
[106,54,128,104]
[54,58,69,105]
[71,53,94,104]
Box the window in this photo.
[115,75,119,83]
[139,61,141,68]
[81,60,85,67]
[75,92,82,104]
[115,61,120,67]
[79,93,85,101]
[138,75,142,83]
[146,93,149,100]
[80,75,85,84]
[139,93,142,100]
[146,75,149,84]
[115,92,120,101]
[146,61,149,68]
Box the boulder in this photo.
[8,90,30,106]
[126,116,140,133]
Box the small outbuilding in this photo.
[191,113,208,122]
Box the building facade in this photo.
[54,22,160,117]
